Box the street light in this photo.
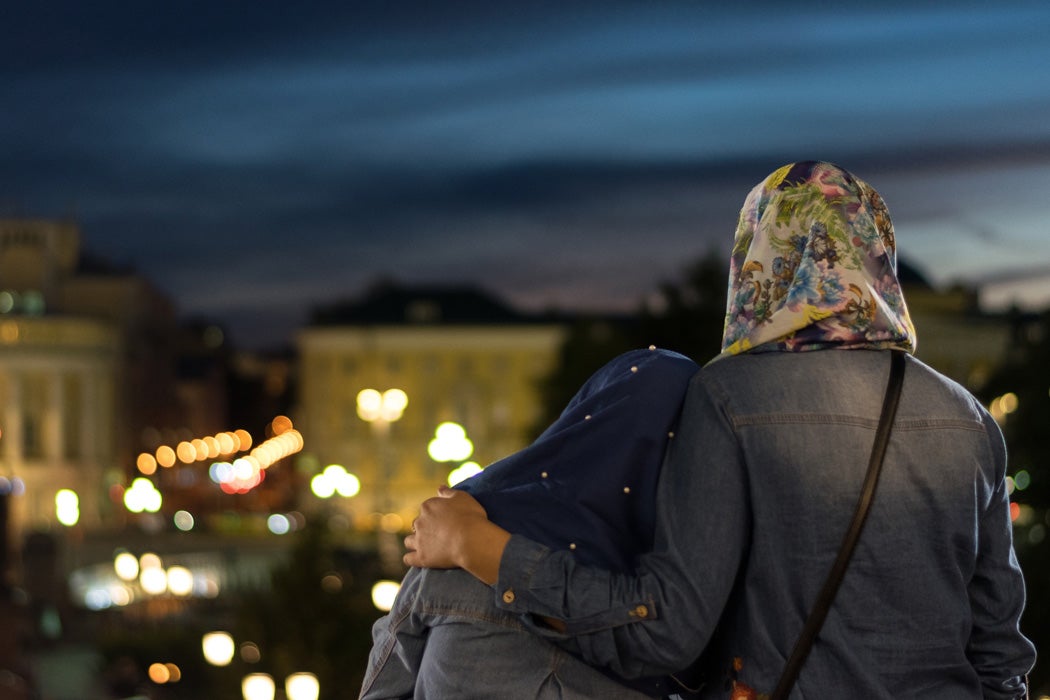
[242,673,275,700]
[356,388,408,426]
[202,631,235,666]
[357,387,408,573]
[285,672,320,700]
[371,580,401,612]
[355,388,408,513]
[428,422,479,486]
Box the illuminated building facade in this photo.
[0,219,184,539]
[296,285,567,528]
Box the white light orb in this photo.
[202,631,235,667]
[285,672,320,700]
[371,580,401,612]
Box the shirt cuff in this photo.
[494,534,658,637]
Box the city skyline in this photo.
[3,1,1049,349]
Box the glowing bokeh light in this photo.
[136,452,158,475]
[203,435,221,458]
[380,389,408,421]
[271,415,293,435]
[156,445,177,468]
[267,514,291,535]
[428,422,473,462]
[217,431,236,454]
[173,510,195,531]
[114,552,140,581]
[371,580,401,612]
[235,429,253,451]
[110,586,132,607]
[447,461,483,486]
[140,567,168,596]
[310,464,359,499]
[166,566,194,596]
[356,389,382,421]
[357,388,408,423]
[148,663,170,684]
[285,672,320,700]
[310,473,336,499]
[140,553,162,570]
[242,673,275,700]
[202,631,235,666]
[123,478,162,513]
[55,489,80,526]
[176,441,196,464]
[1014,470,1031,490]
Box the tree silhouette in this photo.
[533,248,727,436]
[978,309,1050,694]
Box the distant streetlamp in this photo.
[356,388,408,515]
[55,489,80,526]
[202,631,235,667]
[241,673,275,700]
[428,422,479,485]
[371,580,401,612]
[285,672,320,700]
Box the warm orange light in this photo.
[137,453,158,475]
[235,429,253,451]
[156,445,177,468]
[271,415,293,435]
[176,441,196,464]
[1010,502,1021,522]
[217,431,236,454]
[203,436,221,459]
[192,438,209,461]
[148,663,170,684]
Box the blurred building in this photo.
[899,260,1012,392]
[0,219,191,540]
[296,284,567,527]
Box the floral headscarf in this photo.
[720,161,916,356]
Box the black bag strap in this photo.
[770,351,906,700]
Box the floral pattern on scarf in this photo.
[720,161,916,356]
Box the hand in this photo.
[404,486,511,585]
[404,486,489,569]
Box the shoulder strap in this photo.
[770,351,906,700]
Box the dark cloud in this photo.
[2,1,1050,348]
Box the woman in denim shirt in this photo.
[406,162,1037,698]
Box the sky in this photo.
[3,0,1050,349]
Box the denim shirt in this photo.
[496,350,1036,699]
[359,567,656,699]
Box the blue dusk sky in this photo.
[2,1,1049,348]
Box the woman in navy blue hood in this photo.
[359,347,698,699]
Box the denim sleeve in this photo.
[494,376,750,678]
[967,413,1037,699]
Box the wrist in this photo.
[458,518,511,586]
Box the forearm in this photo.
[493,533,714,677]
[456,518,511,586]
[490,381,748,678]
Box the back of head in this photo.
[720,161,916,357]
